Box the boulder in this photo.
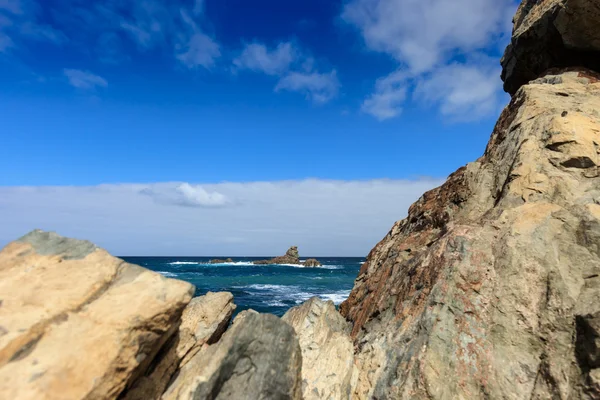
[162,313,302,400]
[285,246,299,260]
[122,292,236,400]
[340,70,600,399]
[0,230,194,400]
[302,259,322,267]
[209,258,233,264]
[282,297,354,400]
[231,308,259,325]
[501,0,600,95]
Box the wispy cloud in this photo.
[142,183,232,208]
[233,40,340,104]
[175,9,220,69]
[63,69,108,90]
[361,70,408,120]
[342,0,516,121]
[276,70,340,104]
[0,179,443,256]
[233,42,297,76]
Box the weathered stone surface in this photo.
[340,70,600,399]
[122,292,235,400]
[231,308,258,325]
[0,230,194,400]
[501,0,600,95]
[282,297,354,400]
[302,259,322,267]
[163,313,302,400]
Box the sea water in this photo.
[121,257,364,316]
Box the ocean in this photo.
[121,256,364,316]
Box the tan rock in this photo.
[231,308,258,325]
[0,230,194,400]
[340,70,600,399]
[122,292,236,400]
[282,297,354,400]
[163,313,302,400]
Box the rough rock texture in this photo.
[231,308,259,325]
[340,69,600,399]
[122,292,236,400]
[282,297,354,400]
[501,0,600,95]
[302,259,322,267]
[0,230,194,400]
[162,313,302,400]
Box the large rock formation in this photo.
[253,246,323,267]
[501,0,600,95]
[282,297,355,400]
[162,313,303,400]
[340,63,600,400]
[0,230,194,400]
[123,292,236,400]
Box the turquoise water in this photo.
[121,257,364,316]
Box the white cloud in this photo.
[63,69,108,90]
[233,42,297,76]
[142,183,231,208]
[415,62,504,120]
[176,32,220,69]
[276,70,340,104]
[361,70,408,120]
[342,0,516,120]
[0,179,443,256]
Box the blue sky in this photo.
[0,0,518,255]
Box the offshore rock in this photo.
[302,259,322,267]
[162,313,302,400]
[0,230,194,400]
[340,70,600,399]
[282,297,354,400]
[501,0,600,95]
[209,258,233,264]
[122,292,235,400]
[254,246,302,265]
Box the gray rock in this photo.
[162,313,302,400]
[501,0,600,95]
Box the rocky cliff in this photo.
[339,1,600,397]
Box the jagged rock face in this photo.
[254,246,301,265]
[286,246,300,259]
[163,312,302,400]
[122,292,236,400]
[501,0,600,95]
[340,70,600,399]
[0,230,194,400]
[282,297,355,400]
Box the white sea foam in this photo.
[156,271,178,278]
[320,290,352,305]
[206,261,255,266]
[167,261,199,265]
[235,284,351,306]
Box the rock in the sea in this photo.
[0,230,194,400]
[122,292,236,400]
[253,246,302,265]
[209,258,233,264]
[340,69,600,399]
[282,297,354,400]
[162,313,302,400]
[302,258,322,267]
[501,0,600,95]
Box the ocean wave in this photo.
[167,261,199,265]
[205,261,255,266]
[156,271,178,278]
[234,284,351,306]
